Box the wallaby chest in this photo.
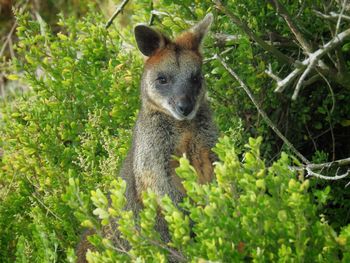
[170,125,214,194]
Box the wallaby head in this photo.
[134,14,213,121]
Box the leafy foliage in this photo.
[67,137,350,262]
[0,10,140,261]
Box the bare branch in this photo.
[204,47,234,63]
[291,157,350,171]
[314,10,350,21]
[214,0,294,65]
[268,0,313,53]
[274,67,301,92]
[32,193,63,221]
[216,54,310,164]
[303,74,321,86]
[213,33,241,43]
[292,58,317,100]
[274,28,350,93]
[289,157,350,185]
[105,0,130,29]
[147,238,187,262]
[0,21,17,58]
[306,168,350,181]
[335,0,348,35]
[265,64,281,82]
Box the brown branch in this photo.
[214,0,294,65]
[215,54,310,164]
[105,0,130,29]
[147,239,187,262]
[268,0,313,53]
[0,21,17,58]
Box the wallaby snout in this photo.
[175,96,194,117]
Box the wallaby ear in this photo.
[190,13,213,45]
[134,25,167,56]
[175,13,213,50]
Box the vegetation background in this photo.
[1,0,350,262]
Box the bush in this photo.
[0,10,140,261]
[67,137,350,262]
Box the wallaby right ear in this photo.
[134,25,167,57]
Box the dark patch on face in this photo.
[174,45,181,67]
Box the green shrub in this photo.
[67,137,350,262]
[0,10,140,261]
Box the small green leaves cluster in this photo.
[0,8,140,262]
[71,137,350,262]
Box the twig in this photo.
[0,21,17,58]
[265,64,281,82]
[304,122,317,152]
[148,1,155,26]
[204,47,234,63]
[216,54,310,164]
[291,157,350,171]
[214,0,294,65]
[105,0,130,29]
[268,0,313,53]
[317,70,335,114]
[274,28,350,93]
[147,238,186,262]
[302,74,321,87]
[292,57,317,100]
[335,0,348,35]
[289,157,350,186]
[213,33,241,43]
[32,193,63,221]
[306,168,350,181]
[313,10,350,21]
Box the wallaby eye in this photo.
[156,76,168,85]
[191,74,202,84]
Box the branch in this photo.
[306,168,350,183]
[268,0,313,53]
[273,28,350,93]
[265,64,281,82]
[289,157,350,185]
[292,57,317,100]
[147,239,186,262]
[335,0,348,36]
[105,0,130,29]
[213,33,241,44]
[0,21,17,58]
[214,0,294,65]
[216,54,310,164]
[292,157,350,171]
[313,10,350,21]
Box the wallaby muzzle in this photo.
[175,96,195,117]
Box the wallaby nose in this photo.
[176,99,193,116]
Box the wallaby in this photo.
[77,13,218,262]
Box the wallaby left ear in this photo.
[176,13,213,50]
[134,25,167,56]
[190,13,213,45]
